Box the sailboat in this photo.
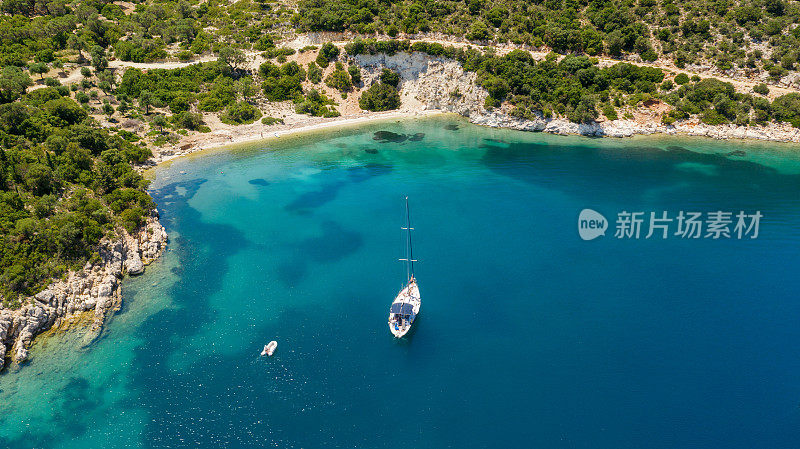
[388,197,420,338]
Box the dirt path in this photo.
[108,55,218,70]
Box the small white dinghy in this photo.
[260,341,277,356]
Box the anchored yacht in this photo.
[388,197,420,338]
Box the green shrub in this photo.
[602,103,618,120]
[173,111,204,130]
[379,69,400,87]
[307,62,322,83]
[772,93,800,127]
[359,83,401,111]
[316,42,340,68]
[348,64,362,85]
[753,83,769,96]
[262,47,295,60]
[325,63,352,91]
[220,102,263,125]
[75,91,90,104]
[295,89,340,117]
[261,116,285,125]
[700,110,729,125]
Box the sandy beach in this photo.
[147,109,448,166]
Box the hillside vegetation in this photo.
[295,0,800,79]
[3,0,800,307]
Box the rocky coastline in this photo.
[0,214,167,371]
[4,49,798,373]
[355,51,800,144]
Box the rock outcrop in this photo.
[354,52,800,143]
[0,214,167,370]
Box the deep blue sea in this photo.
[2,116,800,448]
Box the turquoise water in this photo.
[3,116,800,448]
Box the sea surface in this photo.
[2,116,800,448]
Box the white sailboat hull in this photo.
[388,280,421,338]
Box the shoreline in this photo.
[8,46,800,374]
[136,47,800,170]
[146,108,800,171]
[146,110,446,168]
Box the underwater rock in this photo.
[373,131,408,143]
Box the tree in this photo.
[217,47,247,71]
[348,64,361,85]
[466,21,491,41]
[44,98,88,125]
[236,77,256,102]
[97,70,116,91]
[305,62,321,84]
[674,73,689,85]
[325,63,352,91]
[173,111,204,130]
[151,114,168,133]
[315,42,339,68]
[102,100,114,116]
[379,69,400,87]
[0,66,33,103]
[91,46,108,72]
[359,83,401,111]
[220,102,262,125]
[139,90,153,114]
[29,63,49,80]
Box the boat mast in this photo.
[400,196,416,282]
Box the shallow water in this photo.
[3,116,800,448]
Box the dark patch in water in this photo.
[444,124,460,131]
[480,140,800,208]
[334,142,348,148]
[409,133,425,141]
[347,163,393,182]
[285,162,393,213]
[285,181,345,212]
[373,131,407,143]
[248,178,270,186]
[130,177,252,449]
[1,376,102,446]
[276,258,307,286]
[364,148,379,154]
[728,150,747,157]
[299,221,363,263]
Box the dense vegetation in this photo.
[0,86,152,307]
[346,38,800,126]
[294,0,800,80]
[359,69,401,111]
